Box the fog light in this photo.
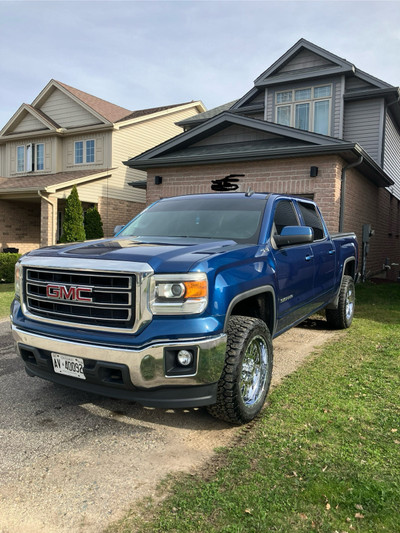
[177,350,193,366]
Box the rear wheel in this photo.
[325,275,355,329]
[207,316,273,425]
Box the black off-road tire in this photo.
[207,316,273,425]
[325,275,355,329]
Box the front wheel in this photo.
[207,316,273,425]
[325,275,355,329]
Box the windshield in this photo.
[119,196,266,244]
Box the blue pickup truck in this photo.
[11,193,358,424]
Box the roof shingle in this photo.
[0,169,109,191]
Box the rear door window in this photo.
[297,202,325,240]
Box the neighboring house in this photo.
[0,80,205,253]
[126,39,400,280]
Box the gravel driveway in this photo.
[0,317,341,533]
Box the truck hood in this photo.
[24,236,244,273]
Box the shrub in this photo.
[0,253,21,283]
[84,206,104,239]
[59,185,86,243]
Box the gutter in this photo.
[339,156,363,232]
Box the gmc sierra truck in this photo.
[11,193,358,424]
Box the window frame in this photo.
[16,145,25,173]
[296,201,327,241]
[275,84,332,135]
[74,139,95,165]
[270,199,301,245]
[36,143,44,171]
[16,142,45,173]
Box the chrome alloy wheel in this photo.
[240,335,269,406]
[346,284,355,321]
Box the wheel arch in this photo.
[224,286,276,336]
[326,256,356,310]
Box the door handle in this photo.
[305,255,313,261]
[328,249,336,255]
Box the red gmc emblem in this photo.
[46,284,93,302]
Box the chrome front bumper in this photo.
[12,326,227,400]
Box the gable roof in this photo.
[253,38,393,89]
[54,81,133,123]
[125,112,393,188]
[126,111,345,165]
[0,104,61,137]
[228,38,397,113]
[1,79,205,139]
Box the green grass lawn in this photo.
[107,282,400,533]
[0,283,14,319]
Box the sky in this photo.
[0,0,400,128]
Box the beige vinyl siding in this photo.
[12,113,49,134]
[53,179,107,204]
[58,131,112,204]
[0,145,5,175]
[279,50,334,73]
[110,107,200,203]
[54,137,63,172]
[63,132,111,171]
[40,88,102,128]
[8,137,53,176]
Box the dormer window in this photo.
[276,85,332,135]
[16,143,45,173]
[74,140,95,164]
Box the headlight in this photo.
[14,262,22,300]
[151,273,208,315]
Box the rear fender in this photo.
[326,257,356,310]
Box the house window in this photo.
[74,140,95,164]
[276,84,332,135]
[17,146,25,172]
[36,144,44,171]
[86,140,95,163]
[16,143,45,172]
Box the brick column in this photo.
[40,194,57,248]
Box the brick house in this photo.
[0,80,204,253]
[126,39,400,280]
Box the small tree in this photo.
[84,206,104,240]
[59,185,86,242]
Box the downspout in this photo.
[38,191,56,246]
[339,156,363,232]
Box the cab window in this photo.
[297,202,325,240]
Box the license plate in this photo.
[51,353,86,380]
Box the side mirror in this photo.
[274,226,314,247]
[113,225,125,236]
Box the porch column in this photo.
[40,194,57,248]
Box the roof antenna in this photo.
[245,186,254,197]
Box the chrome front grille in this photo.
[25,268,135,329]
